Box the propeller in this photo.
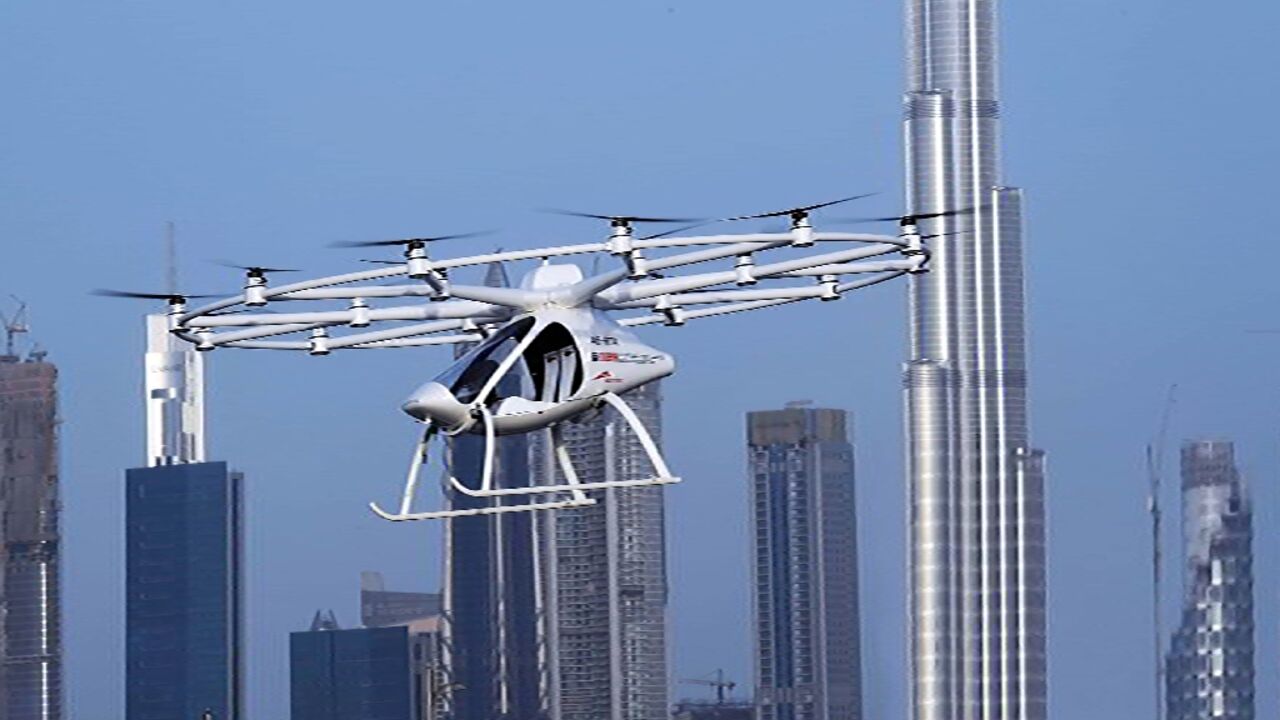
[721,193,879,222]
[830,207,976,225]
[638,222,716,241]
[543,209,704,225]
[329,231,493,249]
[91,289,218,301]
[215,260,302,275]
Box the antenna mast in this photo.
[1148,384,1177,720]
[164,221,178,295]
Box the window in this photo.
[437,317,535,403]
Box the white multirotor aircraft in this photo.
[100,197,963,520]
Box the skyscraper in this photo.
[537,381,669,720]
[0,335,63,720]
[443,260,549,720]
[126,314,243,720]
[747,405,862,720]
[292,589,447,720]
[290,613,430,720]
[125,461,244,720]
[902,1,1047,719]
[1165,440,1255,719]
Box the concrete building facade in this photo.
[0,353,62,720]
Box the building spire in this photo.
[145,224,206,466]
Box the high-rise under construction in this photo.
[1166,440,1255,719]
[902,1,1047,718]
[0,328,63,720]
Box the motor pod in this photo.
[349,298,371,328]
[734,255,757,286]
[790,213,815,247]
[819,274,840,301]
[309,327,331,356]
[244,275,269,307]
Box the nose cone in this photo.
[402,382,470,428]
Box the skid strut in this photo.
[369,392,679,521]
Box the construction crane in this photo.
[1147,383,1177,720]
[0,297,30,360]
[680,669,736,705]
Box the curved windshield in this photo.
[434,317,535,404]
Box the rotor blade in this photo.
[329,231,493,249]
[213,260,302,273]
[359,259,406,266]
[721,193,879,222]
[831,206,976,225]
[542,208,704,224]
[639,222,716,240]
[92,289,218,300]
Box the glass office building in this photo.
[748,405,862,720]
[443,260,549,720]
[291,624,417,720]
[536,381,669,720]
[125,461,243,720]
[291,601,447,720]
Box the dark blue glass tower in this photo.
[125,461,243,720]
[444,260,547,720]
[290,624,416,720]
[748,406,862,720]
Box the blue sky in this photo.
[2,1,1278,718]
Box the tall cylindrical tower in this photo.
[903,2,1046,719]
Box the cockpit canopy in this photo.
[433,316,585,406]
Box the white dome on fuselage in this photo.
[519,262,584,291]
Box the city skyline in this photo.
[1,2,1276,719]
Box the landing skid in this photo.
[369,392,679,521]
